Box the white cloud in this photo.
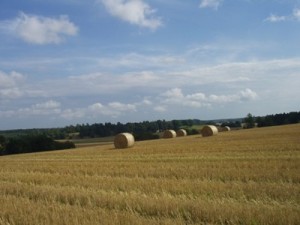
[153,106,166,112]
[100,0,162,30]
[1,12,78,44]
[0,99,137,120]
[22,100,62,116]
[34,100,61,110]
[141,99,152,105]
[0,95,203,123]
[239,88,257,101]
[0,100,61,118]
[0,71,24,88]
[96,53,185,69]
[61,108,85,120]
[159,88,258,109]
[199,0,223,10]
[87,101,137,117]
[162,88,184,99]
[0,71,25,100]
[0,56,298,128]
[265,14,286,22]
[265,8,300,23]
[108,102,136,112]
[14,57,300,101]
[88,102,136,117]
[293,8,300,21]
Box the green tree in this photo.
[0,135,6,154]
[244,113,255,128]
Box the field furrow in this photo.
[0,124,299,224]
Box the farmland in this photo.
[0,124,299,225]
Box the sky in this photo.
[0,0,300,130]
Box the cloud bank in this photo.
[199,0,223,10]
[0,87,257,120]
[100,0,162,30]
[0,12,78,44]
[0,71,25,100]
[265,8,300,22]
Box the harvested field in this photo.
[0,124,299,225]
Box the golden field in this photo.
[0,124,299,225]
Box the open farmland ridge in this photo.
[0,124,299,225]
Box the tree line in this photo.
[243,111,300,128]
[0,134,75,156]
[255,111,300,127]
[71,119,205,140]
[1,111,298,155]
[0,119,205,142]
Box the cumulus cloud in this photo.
[87,101,136,117]
[265,8,300,23]
[100,0,162,30]
[0,100,61,118]
[108,102,136,112]
[61,101,137,120]
[153,106,166,112]
[293,8,300,21]
[0,71,25,100]
[34,100,61,110]
[159,88,258,109]
[0,99,137,120]
[239,88,258,101]
[1,12,78,44]
[21,100,61,116]
[96,53,185,69]
[265,14,286,22]
[199,0,223,10]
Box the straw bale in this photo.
[201,125,218,137]
[163,130,176,138]
[176,129,187,137]
[223,126,231,132]
[114,133,135,149]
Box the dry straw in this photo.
[163,130,176,138]
[201,125,218,137]
[176,129,187,137]
[114,133,135,149]
[223,126,231,132]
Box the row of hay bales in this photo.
[162,129,187,138]
[200,125,230,137]
[114,125,230,149]
[113,129,187,149]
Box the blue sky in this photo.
[0,0,300,130]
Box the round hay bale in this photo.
[163,130,176,138]
[114,133,135,149]
[176,129,187,137]
[223,126,230,132]
[201,125,218,137]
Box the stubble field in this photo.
[0,124,299,225]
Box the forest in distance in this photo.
[0,111,299,156]
[0,111,299,140]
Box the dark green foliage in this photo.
[133,132,160,141]
[185,128,200,135]
[244,113,255,129]
[77,119,204,138]
[0,128,67,140]
[1,111,298,149]
[54,141,75,150]
[255,111,300,127]
[0,135,7,154]
[1,134,75,156]
[221,121,241,128]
